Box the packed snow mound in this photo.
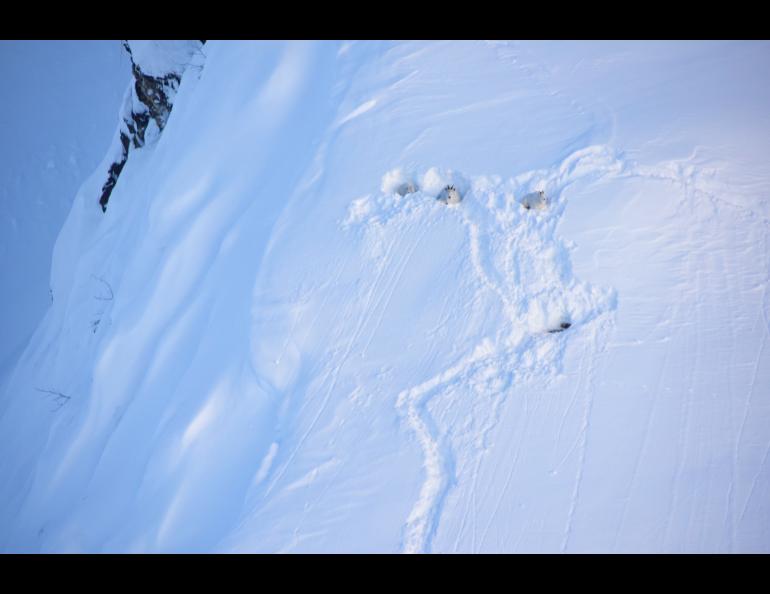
[1,40,769,553]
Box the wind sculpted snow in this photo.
[1,40,769,553]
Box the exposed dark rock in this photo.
[131,65,180,131]
[99,131,130,211]
[99,41,201,212]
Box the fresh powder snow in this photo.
[0,40,768,553]
[0,40,129,375]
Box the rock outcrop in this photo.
[98,40,204,212]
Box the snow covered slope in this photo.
[0,41,130,372]
[1,40,768,553]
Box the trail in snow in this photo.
[396,341,495,553]
[344,145,632,552]
[347,141,753,553]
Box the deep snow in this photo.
[0,40,130,371]
[1,40,769,553]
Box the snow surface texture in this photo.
[359,159,618,552]
[0,41,129,371]
[1,40,769,553]
[125,40,203,78]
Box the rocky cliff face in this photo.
[98,41,204,211]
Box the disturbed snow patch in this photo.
[343,147,619,553]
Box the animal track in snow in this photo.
[343,146,627,552]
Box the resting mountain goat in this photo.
[437,185,462,205]
[521,190,547,210]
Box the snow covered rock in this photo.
[98,40,204,212]
[124,40,202,131]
